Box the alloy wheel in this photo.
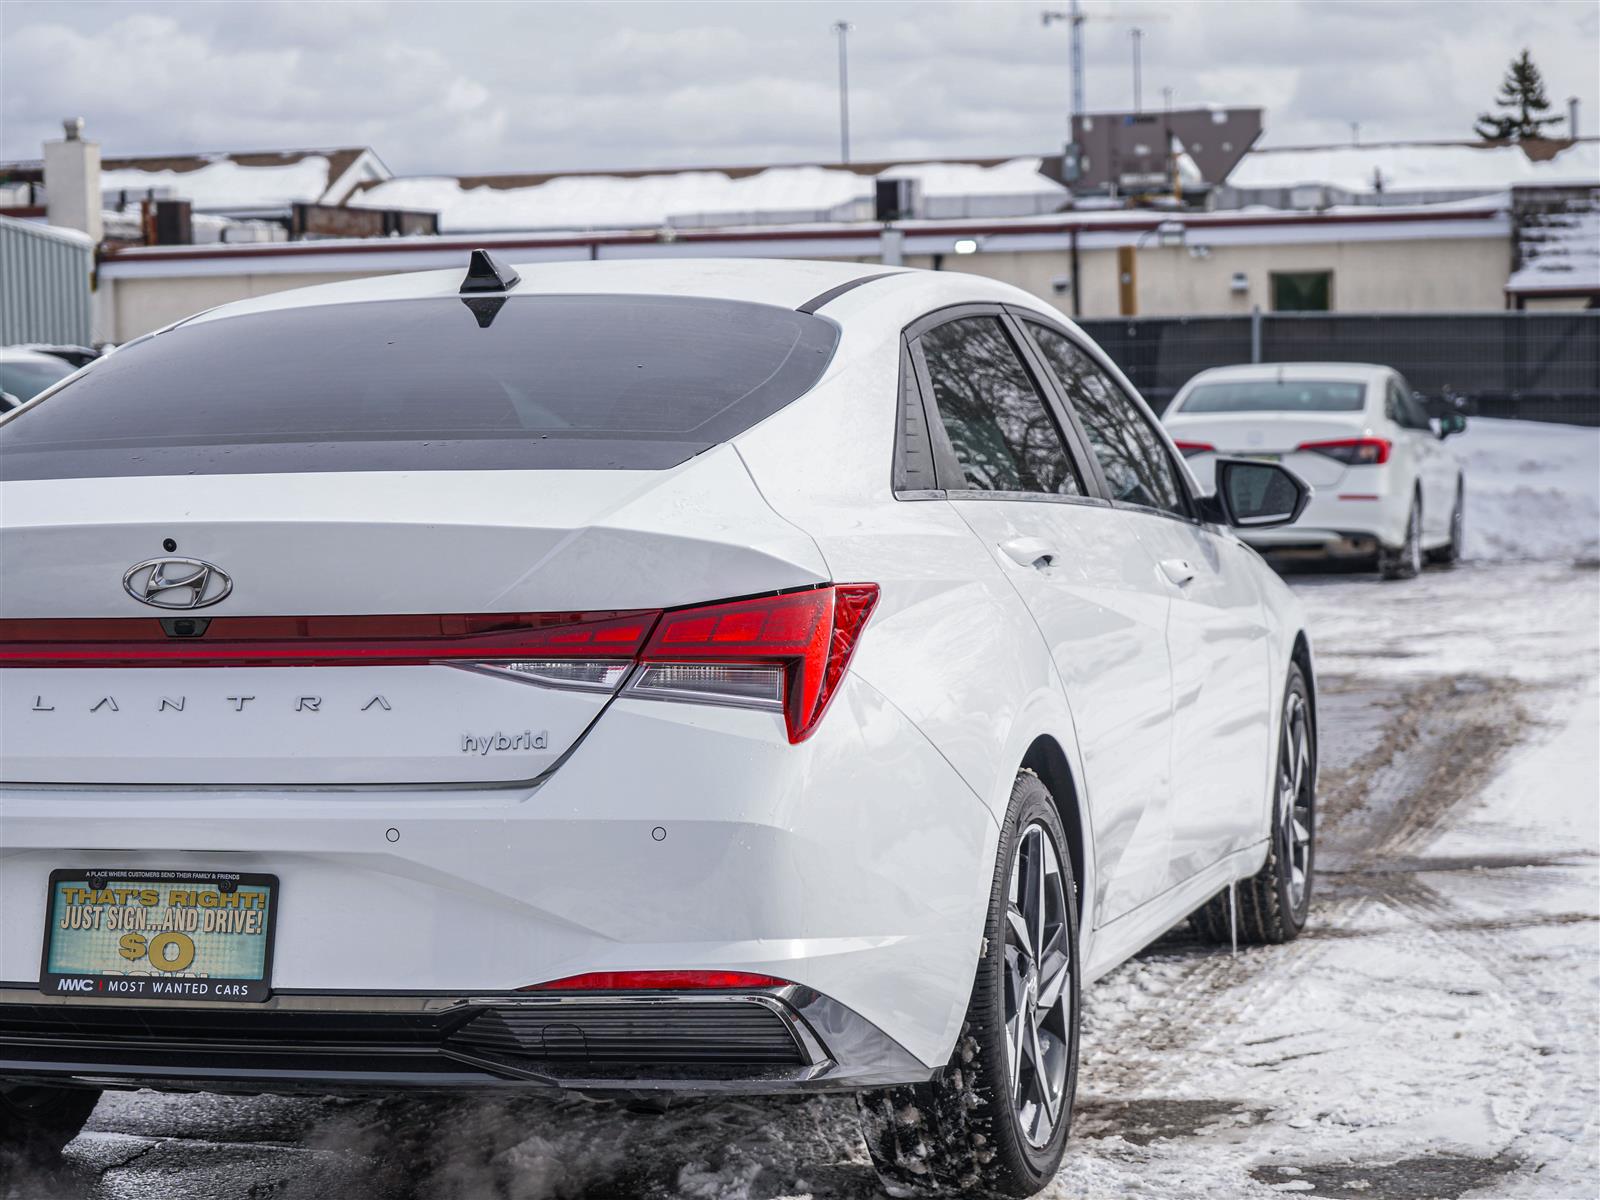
[1003,821,1072,1149]
[1279,693,1314,911]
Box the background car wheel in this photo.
[1379,495,1423,580]
[858,770,1080,1199]
[0,1083,100,1165]
[1425,477,1464,566]
[1191,663,1315,946]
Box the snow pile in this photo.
[353,158,1064,233]
[99,155,333,211]
[1456,417,1600,563]
[1229,140,1600,195]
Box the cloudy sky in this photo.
[3,1,1596,174]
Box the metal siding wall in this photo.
[0,216,93,346]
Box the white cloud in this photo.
[1,0,1595,172]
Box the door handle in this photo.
[1159,558,1196,587]
[1000,537,1057,570]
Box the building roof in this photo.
[347,157,1070,233]
[0,147,389,212]
[97,199,1510,283]
[1229,138,1599,195]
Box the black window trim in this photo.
[895,303,1107,509]
[1009,308,1210,528]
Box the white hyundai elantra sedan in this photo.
[1163,362,1467,579]
[0,257,1318,1196]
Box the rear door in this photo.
[1019,319,1273,890]
[907,308,1177,925]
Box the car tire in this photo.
[1191,663,1315,946]
[1425,477,1464,566]
[857,770,1080,1199]
[1378,494,1422,580]
[0,1083,100,1165]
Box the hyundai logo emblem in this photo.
[122,557,233,610]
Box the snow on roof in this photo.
[99,155,334,211]
[1229,140,1600,195]
[1507,193,1600,294]
[351,159,1066,233]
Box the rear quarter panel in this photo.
[733,296,1106,942]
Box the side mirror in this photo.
[1437,412,1467,439]
[1201,458,1312,529]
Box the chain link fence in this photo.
[1078,311,1600,425]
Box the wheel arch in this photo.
[1020,734,1087,925]
[1289,630,1318,774]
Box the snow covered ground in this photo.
[1455,418,1600,565]
[8,420,1598,1200]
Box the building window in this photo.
[1271,271,1333,311]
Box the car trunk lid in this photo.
[0,448,828,785]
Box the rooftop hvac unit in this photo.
[875,178,920,222]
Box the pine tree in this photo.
[1475,49,1563,142]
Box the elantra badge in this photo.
[122,557,233,610]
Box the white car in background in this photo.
[1163,363,1467,579]
[0,257,1319,1196]
[0,348,80,413]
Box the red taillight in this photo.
[1296,437,1391,466]
[0,585,879,744]
[0,611,658,668]
[1173,440,1215,457]
[636,584,879,743]
[522,970,789,991]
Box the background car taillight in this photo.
[1296,437,1391,465]
[1173,440,1215,457]
[629,584,880,743]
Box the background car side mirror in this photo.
[1199,458,1312,529]
[1436,412,1467,439]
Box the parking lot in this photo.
[6,422,1598,1200]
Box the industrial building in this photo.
[2,117,1596,345]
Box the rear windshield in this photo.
[0,295,839,480]
[1179,380,1367,414]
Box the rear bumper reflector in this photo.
[523,971,791,992]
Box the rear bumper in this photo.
[1257,475,1410,551]
[0,984,933,1096]
[0,677,997,1077]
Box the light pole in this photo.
[1131,27,1143,114]
[1041,4,1084,183]
[832,20,854,164]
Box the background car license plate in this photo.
[40,869,278,1003]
